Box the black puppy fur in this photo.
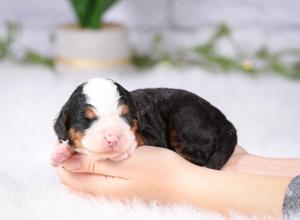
[131,88,237,169]
[55,82,237,170]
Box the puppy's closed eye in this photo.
[122,113,131,123]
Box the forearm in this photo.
[236,155,300,177]
[168,162,292,217]
[224,153,300,177]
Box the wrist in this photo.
[174,163,219,210]
[161,160,211,206]
[170,162,291,216]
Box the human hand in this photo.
[55,145,190,202]
[55,143,248,200]
[55,144,291,217]
[222,145,300,177]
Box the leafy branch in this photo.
[1,20,300,79]
[0,21,54,68]
[0,21,20,59]
[132,23,300,79]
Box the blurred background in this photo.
[1,0,300,55]
[0,1,300,219]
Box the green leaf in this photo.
[85,0,100,29]
[289,62,300,78]
[0,21,20,59]
[22,50,54,68]
[69,0,119,29]
[256,47,270,59]
[208,55,240,71]
[193,42,215,56]
[69,0,89,27]
[212,23,231,40]
[131,51,157,70]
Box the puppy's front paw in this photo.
[50,143,74,167]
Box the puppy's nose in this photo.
[104,133,120,147]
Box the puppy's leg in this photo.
[169,109,219,168]
[169,109,236,169]
[205,121,237,169]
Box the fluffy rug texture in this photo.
[0,62,299,220]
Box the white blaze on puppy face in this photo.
[81,78,137,160]
[83,78,120,115]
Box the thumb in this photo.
[63,154,123,177]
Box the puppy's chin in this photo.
[109,141,137,161]
[75,140,137,161]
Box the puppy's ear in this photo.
[114,82,137,112]
[54,103,70,142]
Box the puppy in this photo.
[51,78,237,169]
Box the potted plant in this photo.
[54,0,131,71]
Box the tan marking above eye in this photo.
[118,104,129,115]
[84,107,97,119]
[68,128,84,148]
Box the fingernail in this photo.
[66,158,81,170]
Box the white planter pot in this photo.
[54,23,131,71]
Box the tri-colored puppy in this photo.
[51,78,237,169]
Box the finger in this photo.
[63,154,128,177]
[63,146,176,177]
[55,167,129,197]
[62,146,156,175]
